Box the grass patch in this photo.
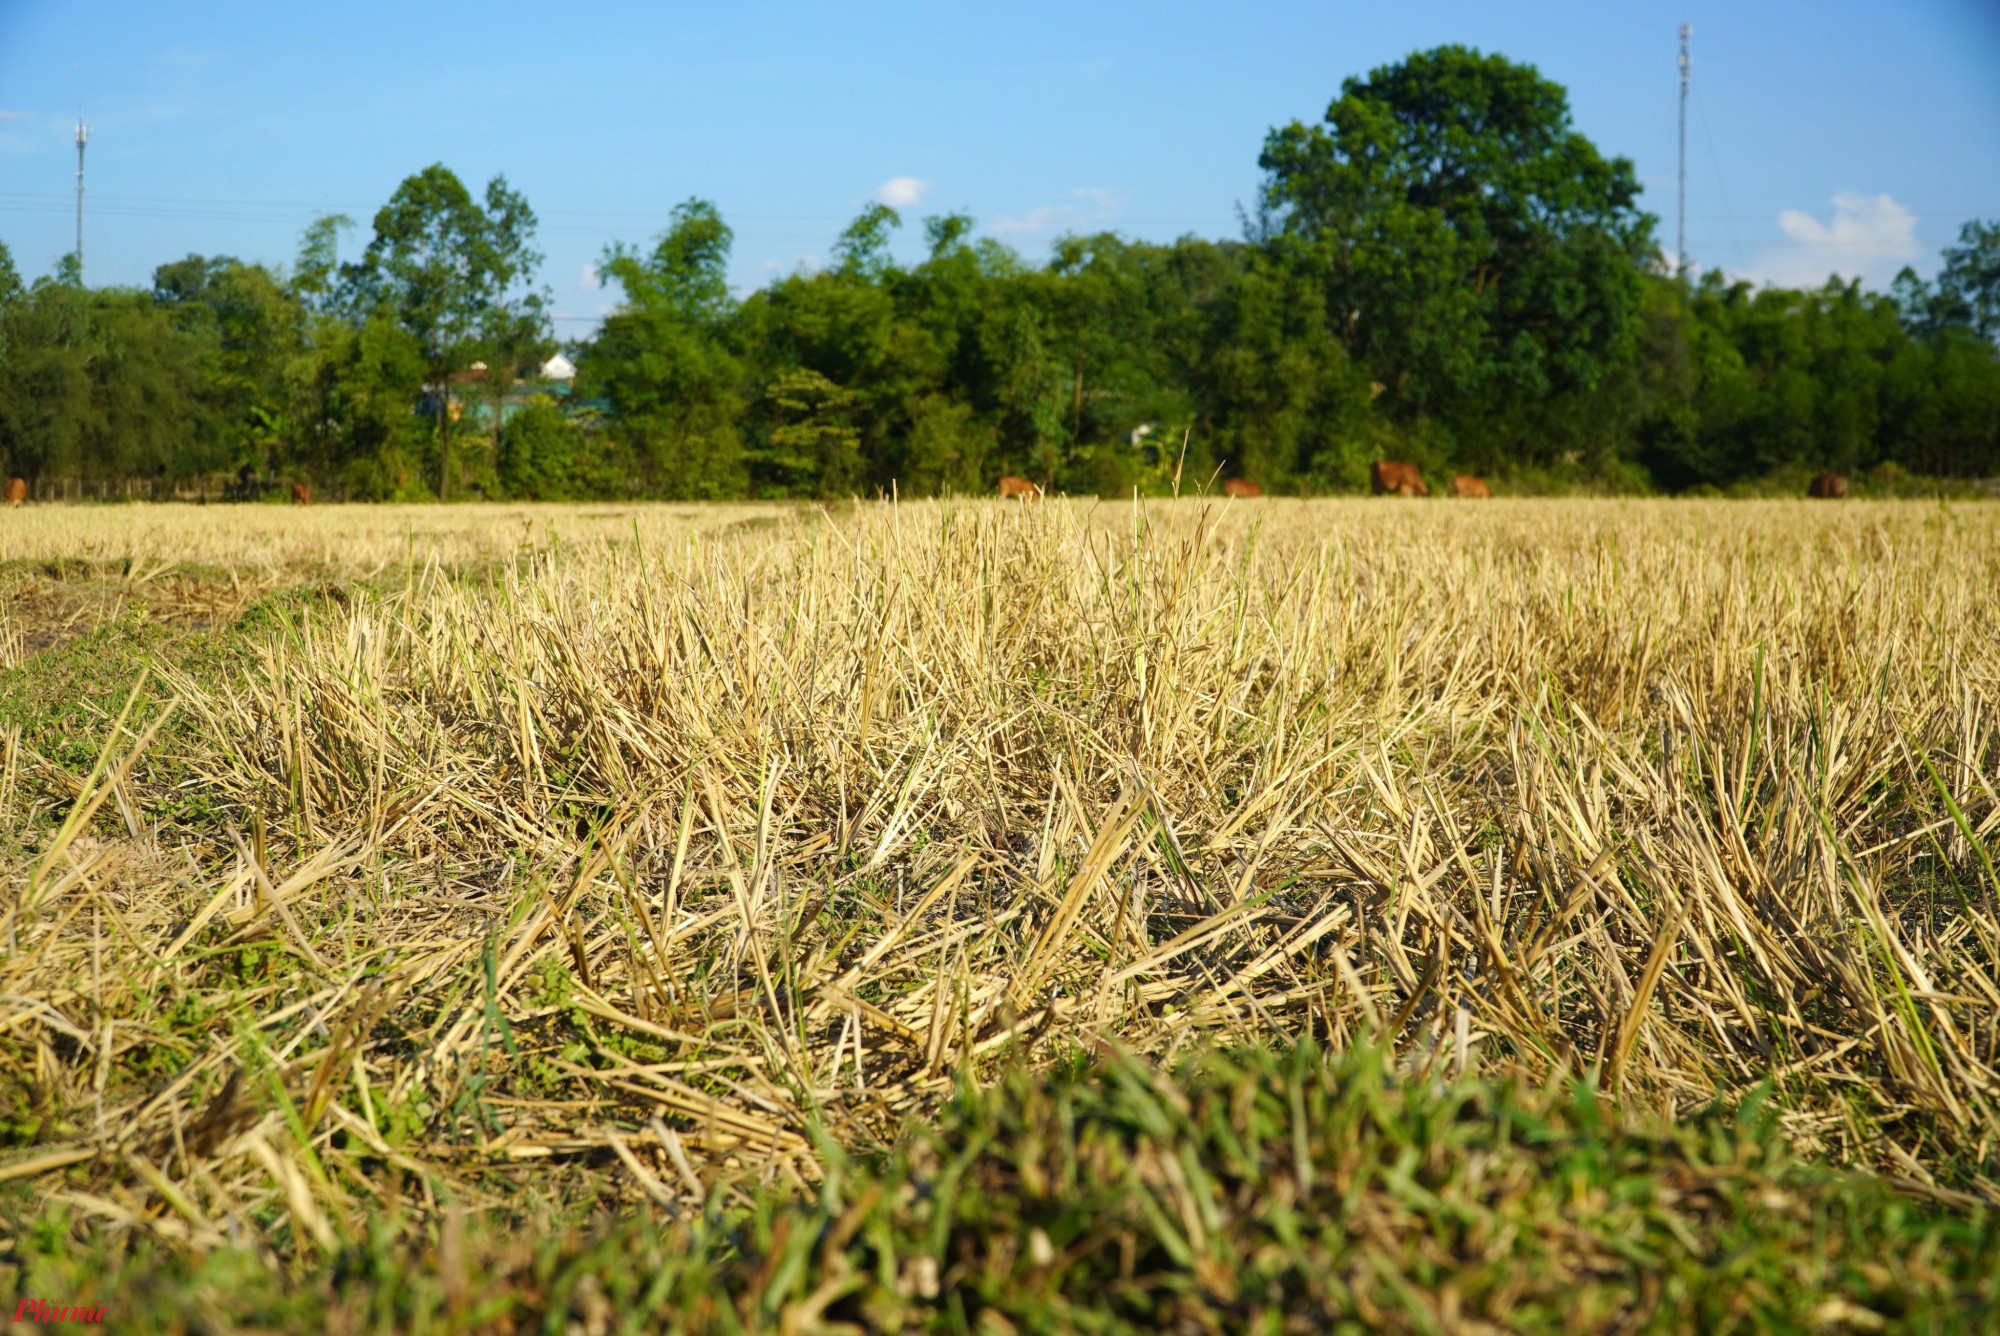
[0,586,275,842]
[5,1042,1995,1333]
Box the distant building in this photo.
[425,355,582,427]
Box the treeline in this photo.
[2,47,1997,500]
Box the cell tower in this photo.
[75,116,90,276]
[1677,25,1690,278]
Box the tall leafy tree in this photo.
[292,214,354,315]
[342,165,548,496]
[1936,223,2000,344]
[282,216,428,498]
[881,215,1006,494]
[76,291,216,488]
[739,205,936,496]
[152,254,302,480]
[832,204,902,279]
[0,260,90,488]
[0,273,213,494]
[0,241,22,306]
[1898,220,2000,344]
[1258,45,1655,471]
[586,199,747,498]
[1633,269,2000,488]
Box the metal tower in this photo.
[75,117,90,276]
[1677,26,1690,278]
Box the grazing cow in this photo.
[1222,478,1262,499]
[1370,460,1429,497]
[5,477,25,508]
[1450,474,1491,498]
[997,475,1041,500]
[1808,472,1848,498]
[291,481,313,506]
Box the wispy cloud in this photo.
[988,187,1121,240]
[872,176,930,209]
[580,263,599,288]
[1746,192,1921,287]
[0,111,29,122]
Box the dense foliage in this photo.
[1,46,1996,499]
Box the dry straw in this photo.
[3,495,1997,1257]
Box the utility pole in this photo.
[1677,25,1690,279]
[74,116,90,277]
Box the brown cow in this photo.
[5,477,25,508]
[291,481,313,506]
[1808,472,1848,498]
[1370,460,1428,497]
[1450,474,1491,498]
[997,475,1041,500]
[1222,478,1262,499]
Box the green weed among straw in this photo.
[7,1041,1996,1333]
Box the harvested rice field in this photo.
[3,496,1999,1332]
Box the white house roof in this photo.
[539,354,577,382]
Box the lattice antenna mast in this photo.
[75,116,91,277]
[1677,25,1690,278]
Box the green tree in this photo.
[1898,220,2000,344]
[292,214,354,315]
[152,254,303,481]
[343,165,548,497]
[0,241,22,306]
[498,398,604,499]
[904,222,1032,494]
[1631,269,2000,489]
[762,368,863,496]
[0,268,91,487]
[76,290,216,489]
[0,277,214,495]
[1258,45,1655,472]
[285,311,429,500]
[278,216,428,498]
[832,204,903,279]
[586,199,747,498]
[738,204,947,496]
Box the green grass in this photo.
[0,574,365,843]
[6,1041,1994,1334]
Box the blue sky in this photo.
[3,0,1998,337]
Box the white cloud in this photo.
[872,176,930,209]
[0,111,29,122]
[988,187,1121,240]
[580,263,599,288]
[1748,192,1921,288]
